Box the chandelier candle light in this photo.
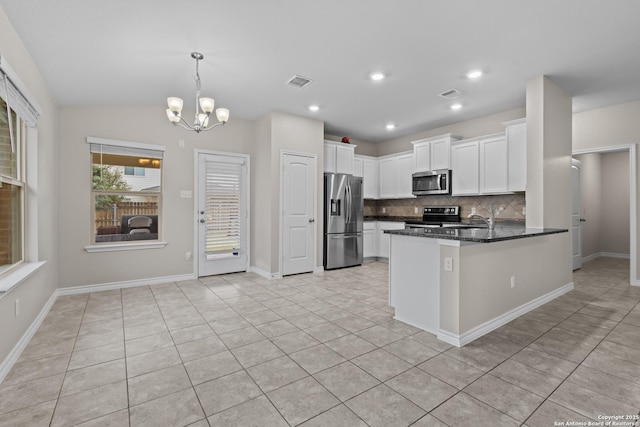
[166,52,230,133]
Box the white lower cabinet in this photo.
[377,221,405,258]
[363,222,377,258]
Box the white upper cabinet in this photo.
[479,135,508,194]
[451,139,480,195]
[378,156,396,199]
[362,156,379,199]
[452,133,510,196]
[353,156,364,177]
[378,152,415,199]
[504,119,527,192]
[411,133,461,172]
[324,140,355,174]
[354,154,379,199]
[395,153,415,198]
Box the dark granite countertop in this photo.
[364,216,418,222]
[384,224,567,243]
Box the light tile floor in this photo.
[1,257,639,426]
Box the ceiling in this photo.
[2,0,639,142]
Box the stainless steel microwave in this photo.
[412,169,451,195]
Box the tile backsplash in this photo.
[364,194,526,222]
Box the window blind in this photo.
[89,142,164,160]
[204,159,244,254]
[0,56,40,127]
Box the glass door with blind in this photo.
[197,152,249,276]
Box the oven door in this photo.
[412,170,451,195]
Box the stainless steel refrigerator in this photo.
[323,173,363,270]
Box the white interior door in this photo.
[572,159,583,270]
[282,152,316,276]
[197,153,249,277]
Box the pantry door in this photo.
[281,152,316,276]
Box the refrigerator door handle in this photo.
[330,235,359,239]
[345,184,351,224]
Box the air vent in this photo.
[286,75,313,89]
[439,88,465,99]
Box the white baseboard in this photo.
[314,266,325,274]
[582,252,630,263]
[437,282,575,347]
[57,273,196,296]
[0,272,195,383]
[250,266,282,280]
[600,252,630,259]
[0,291,57,383]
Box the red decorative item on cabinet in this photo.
[341,137,350,144]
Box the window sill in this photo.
[0,261,47,295]
[84,241,168,253]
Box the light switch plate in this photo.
[180,190,192,199]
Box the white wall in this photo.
[601,151,630,255]
[376,107,526,156]
[575,153,602,258]
[57,105,256,287]
[573,100,640,277]
[0,6,59,365]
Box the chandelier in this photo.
[166,52,230,133]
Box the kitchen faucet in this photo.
[467,206,503,231]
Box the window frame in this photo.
[0,56,45,293]
[84,137,167,253]
[0,102,25,277]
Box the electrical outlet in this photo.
[185,252,192,261]
[382,207,386,213]
[414,207,419,214]
[510,276,516,288]
[522,206,526,215]
[471,207,477,215]
[15,299,20,317]
[444,257,453,272]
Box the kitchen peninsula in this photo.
[385,224,569,347]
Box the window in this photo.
[124,166,145,176]
[0,57,42,289]
[89,139,164,245]
[0,94,25,276]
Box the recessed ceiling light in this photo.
[308,105,319,112]
[466,70,483,79]
[386,123,396,130]
[450,103,462,110]
[370,72,385,81]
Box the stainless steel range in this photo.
[404,206,461,229]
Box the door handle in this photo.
[200,210,205,215]
[200,219,205,223]
[308,218,315,223]
[580,218,586,222]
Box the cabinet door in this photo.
[430,138,450,170]
[335,145,354,174]
[378,222,404,258]
[378,158,396,199]
[395,153,415,198]
[363,222,377,258]
[414,143,430,172]
[480,136,508,194]
[353,156,364,178]
[324,144,336,173]
[507,122,527,192]
[363,158,379,199]
[451,141,479,195]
